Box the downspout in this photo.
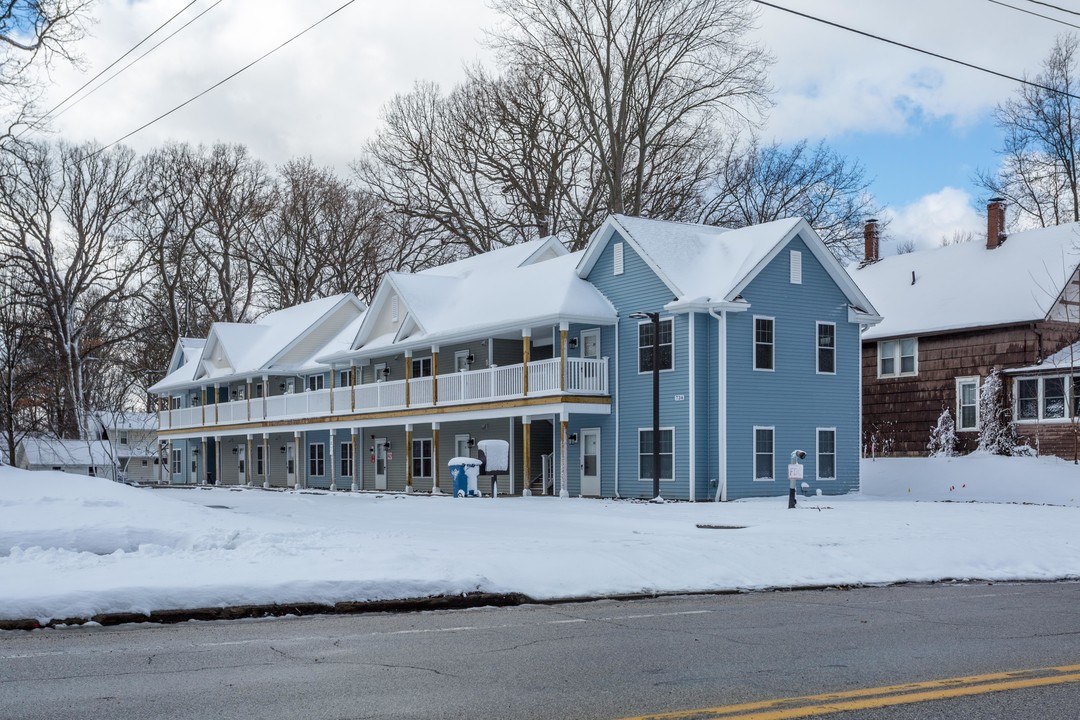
[688,310,695,501]
[709,307,727,501]
[614,320,620,498]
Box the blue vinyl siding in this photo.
[725,236,861,498]
[585,231,693,500]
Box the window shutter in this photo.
[613,242,624,275]
[790,250,802,284]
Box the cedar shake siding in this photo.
[861,321,1079,456]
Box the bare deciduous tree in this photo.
[978,34,1080,228]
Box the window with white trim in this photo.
[340,442,353,478]
[754,317,774,371]
[171,449,181,475]
[637,319,673,372]
[817,429,836,480]
[411,357,432,378]
[119,430,129,446]
[1015,375,1080,421]
[338,370,350,387]
[307,375,324,391]
[754,427,774,480]
[309,443,325,476]
[878,338,917,377]
[638,428,673,481]
[956,377,980,431]
[412,438,433,478]
[256,445,265,476]
[817,322,835,374]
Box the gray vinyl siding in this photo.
[491,338,523,367]
[584,230,690,500]
[725,235,861,498]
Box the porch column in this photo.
[263,433,271,489]
[351,429,359,492]
[166,439,173,484]
[522,329,531,396]
[199,437,207,485]
[294,431,303,490]
[214,383,220,424]
[522,417,532,496]
[431,422,441,494]
[262,374,269,419]
[560,321,569,392]
[431,346,439,405]
[215,436,223,487]
[329,368,335,413]
[405,423,414,492]
[169,396,174,428]
[329,429,337,491]
[559,411,569,498]
[200,390,205,426]
[246,435,253,486]
[404,349,413,408]
[246,379,252,421]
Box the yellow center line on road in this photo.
[621,663,1080,720]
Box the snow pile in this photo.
[1,455,1078,624]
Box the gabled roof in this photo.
[853,223,1080,341]
[91,411,156,432]
[18,437,114,467]
[418,236,568,278]
[150,294,366,392]
[578,214,878,316]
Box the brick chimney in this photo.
[987,198,1006,249]
[862,219,880,264]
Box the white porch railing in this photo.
[160,357,608,430]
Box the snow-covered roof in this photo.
[1009,341,1080,374]
[18,437,114,467]
[854,223,1080,341]
[578,214,878,316]
[418,236,568,279]
[92,411,156,432]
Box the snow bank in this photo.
[1,456,1078,624]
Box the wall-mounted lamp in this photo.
[192,448,199,456]
[568,433,578,445]
[230,390,238,400]
[466,437,475,450]
[466,353,475,365]
[568,338,578,349]
[383,441,391,450]
[381,366,391,380]
[280,446,287,454]
[231,447,238,454]
[279,382,286,391]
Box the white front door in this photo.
[580,428,600,496]
[237,446,246,485]
[374,437,388,490]
[286,444,296,486]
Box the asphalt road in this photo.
[1,582,1078,720]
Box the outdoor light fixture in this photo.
[629,310,662,501]
[279,383,286,391]
[381,366,391,379]
[192,448,199,456]
[568,433,578,445]
[568,338,578,349]
[231,447,238,454]
[466,353,475,364]
[280,446,287,454]
[466,437,475,450]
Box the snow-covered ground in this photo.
[1,454,1078,624]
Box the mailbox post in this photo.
[787,450,806,509]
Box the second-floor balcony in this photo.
[160,356,608,431]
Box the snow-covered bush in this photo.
[978,368,1018,455]
[927,408,957,457]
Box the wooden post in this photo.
[200,390,205,426]
[263,434,270,489]
[522,330,531,396]
[522,417,532,496]
[431,347,439,406]
[559,416,569,498]
[350,365,357,412]
[215,437,222,487]
[214,384,219,424]
[200,437,207,484]
[262,374,269,419]
[246,435,253,486]
[351,429,359,491]
[431,423,441,493]
[560,323,568,392]
[329,368,335,413]
[405,350,412,408]
[246,380,252,421]
[295,432,303,490]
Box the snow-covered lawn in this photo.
[1,454,1078,623]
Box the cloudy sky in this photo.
[35,0,1077,253]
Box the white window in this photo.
[119,430,129,446]
[754,427,774,481]
[790,250,802,284]
[754,317,774,371]
[638,428,673,481]
[309,443,324,476]
[817,322,835,374]
[878,338,917,377]
[171,396,181,409]
[637,318,673,373]
[338,370,350,387]
[411,357,432,378]
[340,442,353,478]
[412,438,433,478]
[171,449,181,474]
[1016,375,1076,421]
[256,445,265,476]
[613,242,624,275]
[307,375,324,392]
[455,350,472,372]
[816,429,836,480]
[253,383,263,399]
[956,377,980,431]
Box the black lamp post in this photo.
[630,310,661,500]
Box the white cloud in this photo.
[882,186,984,254]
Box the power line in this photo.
[1024,0,1080,18]
[89,0,361,158]
[751,0,1080,101]
[987,0,1080,30]
[20,0,202,138]
[49,0,225,125]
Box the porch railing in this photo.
[161,356,608,430]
